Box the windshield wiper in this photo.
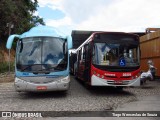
[21,64,50,72]
[21,64,66,73]
[32,64,55,74]
[54,67,64,71]
[33,71,50,74]
[21,64,39,71]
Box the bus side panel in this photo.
[78,60,85,80]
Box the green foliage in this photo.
[0,0,45,41]
[0,0,45,73]
[0,62,15,73]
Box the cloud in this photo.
[44,16,74,35]
[45,16,72,27]
[38,6,65,20]
[61,0,112,23]
[75,0,160,32]
[38,0,63,10]
[37,0,160,32]
[33,11,39,16]
[37,0,73,34]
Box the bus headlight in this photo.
[101,75,104,79]
[132,73,141,79]
[15,77,24,83]
[93,71,96,74]
[61,76,70,83]
[97,74,100,77]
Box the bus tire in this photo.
[75,71,78,80]
[84,82,92,90]
[60,90,68,95]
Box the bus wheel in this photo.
[116,86,123,91]
[59,90,68,95]
[74,71,78,79]
[84,82,92,90]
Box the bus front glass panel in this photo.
[92,34,140,67]
[16,37,68,72]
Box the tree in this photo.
[0,0,45,41]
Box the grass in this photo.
[0,61,15,73]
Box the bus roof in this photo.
[72,30,98,49]
[74,31,143,52]
[71,30,145,49]
[20,26,67,39]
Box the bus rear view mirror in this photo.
[19,40,23,53]
[67,36,72,49]
[63,40,67,55]
[6,34,20,49]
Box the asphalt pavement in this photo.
[52,95,160,120]
[0,75,160,120]
[116,95,160,111]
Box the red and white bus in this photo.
[74,32,141,89]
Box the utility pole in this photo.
[7,23,14,74]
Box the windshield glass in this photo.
[16,37,67,72]
[92,38,140,67]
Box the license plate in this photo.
[115,81,122,84]
[37,86,47,90]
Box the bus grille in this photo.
[19,76,64,84]
[107,80,130,85]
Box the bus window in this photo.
[82,46,85,60]
[92,43,139,66]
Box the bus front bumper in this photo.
[91,75,140,86]
[14,76,70,92]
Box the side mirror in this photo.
[6,34,20,49]
[67,35,72,49]
[63,40,66,55]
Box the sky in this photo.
[36,0,160,35]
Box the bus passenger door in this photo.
[77,48,85,80]
[83,43,91,83]
[76,50,81,78]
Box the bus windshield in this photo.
[92,35,140,67]
[16,37,68,72]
